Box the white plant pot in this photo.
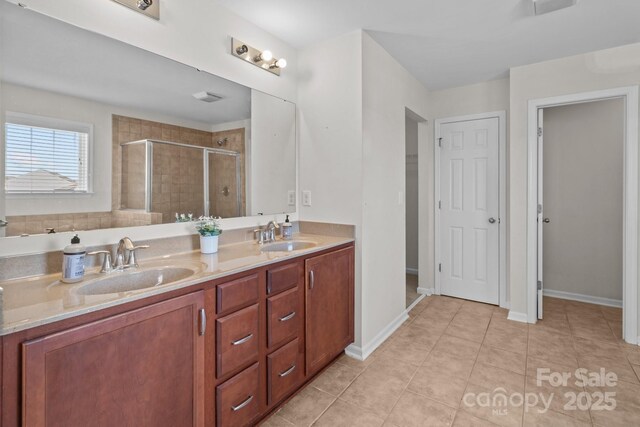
[200,235,219,254]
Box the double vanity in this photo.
[0,231,355,426]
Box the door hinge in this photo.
[438,200,441,209]
[537,127,543,137]
[438,137,443,148]
[537,280,542,291]
[438,263,442,273]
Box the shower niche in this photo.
[120,139,244,223]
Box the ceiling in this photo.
[216,0,640,90]
[0,2,251,126]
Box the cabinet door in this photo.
[22,292,206,427]
[305,247,354,375]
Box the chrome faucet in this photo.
[89,237,149,273]
[116,237,149,269]
[254,221,280,244]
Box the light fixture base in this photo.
[111,0,159,20]
[231,38,283,76]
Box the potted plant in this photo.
[196,216,222,254]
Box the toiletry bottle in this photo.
[61,234,86,283]
[282,215,293,240]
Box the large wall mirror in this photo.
[0,1,296,239]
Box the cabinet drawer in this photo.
[216,304,259,378]
[216,362,260,427]
[217,274,259,315]
[267,288,299,348]
[267,339,302,405]
[267,262,299,295]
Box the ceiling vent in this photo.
[533,0,578,15]
[192,91,223,103]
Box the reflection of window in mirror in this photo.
[4,112,92,195]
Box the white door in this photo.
[537,109,544,319]
[439,118,500,304]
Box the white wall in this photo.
[360,33,429,350]
[250,90,296,216]
[0,0,300,255]
[405,115,419,272]
[10,0,298,102]
[508,43,640,328]
[2,83,213,216]
[543,99,624,301]
[298,31,364,345]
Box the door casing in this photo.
[526,86,639,345]
[434,111,507,308]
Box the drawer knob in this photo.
[279,364,296,378]
[231,333,254,346]
[231,395,253,412]
[279,311,296,322]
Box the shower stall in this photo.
[120,139,243,222]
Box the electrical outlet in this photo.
[287,191,296,206]
[302,190,312,207]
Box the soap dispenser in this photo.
[281,215,293,240]
[61,234,86,283]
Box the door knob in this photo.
[543,218,550,223]
[488,217,496,224]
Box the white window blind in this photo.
[4,115,91,194]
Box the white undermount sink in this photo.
[74,266,199,296]
[260,240,317,252]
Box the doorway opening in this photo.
[527,86,639,345]
[406,112,420,308]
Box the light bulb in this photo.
[275,58,287,69]
[260,50,273,61]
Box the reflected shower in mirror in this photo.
[0,1,296,238]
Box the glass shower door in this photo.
[206,150,242,218]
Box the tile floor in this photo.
[261,296,640,427]
[406,274,420,308]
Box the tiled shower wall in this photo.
[113,115,246,223]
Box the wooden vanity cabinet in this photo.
[21,292,205,427]
[2,242,354,427]
[305,246,355,376]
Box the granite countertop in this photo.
[0,233,353,336]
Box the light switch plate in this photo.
[287,191,296,206]
[302,191,312,207]
[111,0,159,20]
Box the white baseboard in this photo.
[345,309,409,361]
[417,287,434,295]
[406,268,419,275]
[543,289,622,308]
[507,311,529,323]
[406,294,426,312]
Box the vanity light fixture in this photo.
[231,38,287,76]
[111,0,159,20]
[532,0,577,15]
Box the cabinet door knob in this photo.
[198,308,206,336]
[309,270,315,289]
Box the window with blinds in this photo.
[4,114,91,195]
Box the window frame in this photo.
[4,111,94,198]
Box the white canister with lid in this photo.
[61,234,86,283]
